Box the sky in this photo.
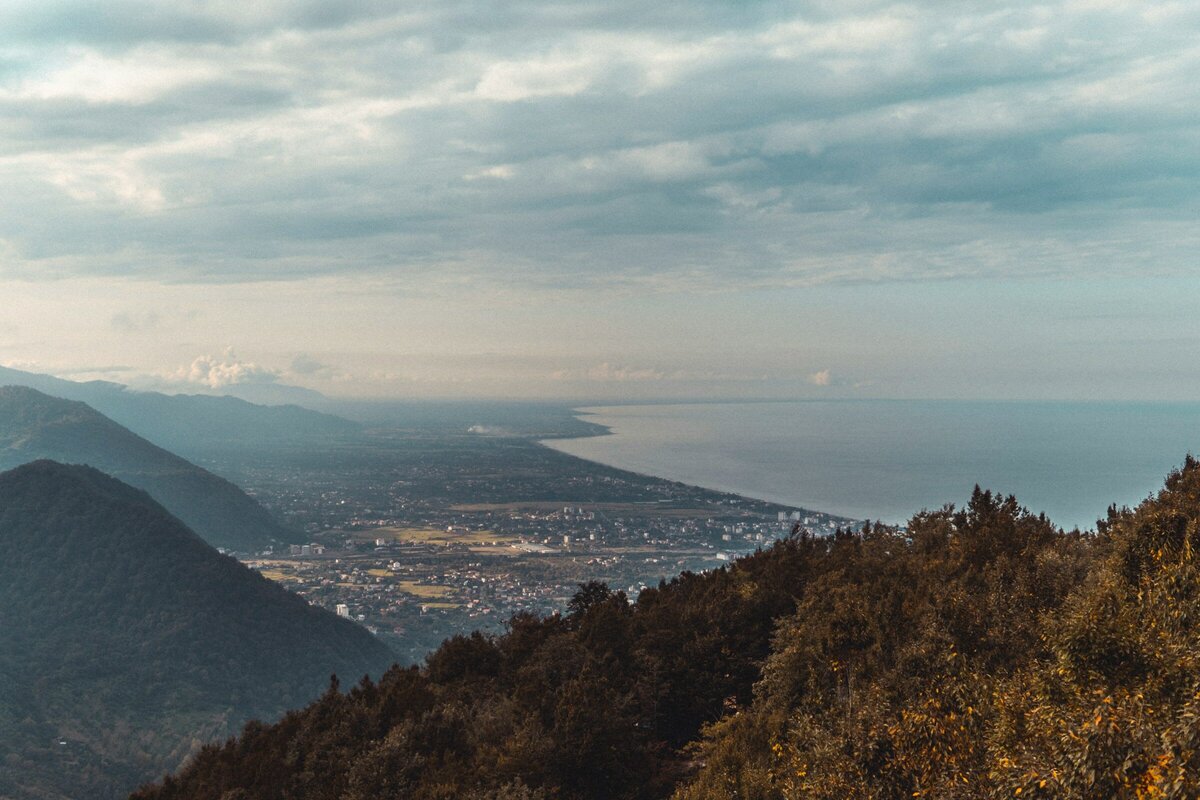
[1,0,1198,401]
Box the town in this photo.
[211,430,851,662]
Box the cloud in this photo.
[548,362,763,384]
[0,1,1196,290]
[51,364,136,377]
[289,353,328,375]
[110,311,160,332]
[175,348,278,387]
[547,363,666,382]
[809,369,832,387]
[7,47,220,104]
[109,308,200,334]
[585,362,667,382]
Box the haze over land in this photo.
[1,1,1198,401]
[0,385,298,550]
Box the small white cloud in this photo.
[474,52,601,102]
[289,353,327,375]
[43,156,167,213]
[809,368,832,386]
[465,164,516,181]
[551,363,760,383]
[285,353,350,384]
[550,363,669,382]
[175,348,278,388]
[585,362,667,382]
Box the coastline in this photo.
[535,408,612,441]
[536,400,1200,531]
[537,404,858,524]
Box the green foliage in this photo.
[0,462,394,800]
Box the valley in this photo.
[208,429,849,662]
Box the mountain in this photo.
[0,461,396,800]
[0,365,358,460]
[209,380,331,408]
[0,386,296,551]
[132,459,1200,800]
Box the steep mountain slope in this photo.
[0,365,358,460]
[0,386,296,551]
[135,461,1200,800]
[0,461,396,800]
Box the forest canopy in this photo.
[0,461,394,800]
[135,457,1200,800]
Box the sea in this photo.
[543,400,1200,531]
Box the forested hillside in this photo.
[139,460,1200,798]
[0,462,395,800]
[0,386,298,551]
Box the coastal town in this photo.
[221,432,850,661]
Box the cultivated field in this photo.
[353,525,521,547]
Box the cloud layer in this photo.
[1,0,1197,290]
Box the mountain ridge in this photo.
[0,385,297,551]
[0,460,396,800]
[0,365,358,460]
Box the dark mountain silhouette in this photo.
[0,461,396,800]
[0,386,295,551]
[0,365,358,460]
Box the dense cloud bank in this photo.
[1,0,1197,288]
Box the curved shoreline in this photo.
[536,400,1200,532]
[538,404,862,523]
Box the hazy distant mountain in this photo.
[210,380,331,408]
[0,461,396,800]
[0,386,297,551]
[0,365,358,460]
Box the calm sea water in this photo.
[544,400,1200,530]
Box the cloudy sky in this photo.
[1,0,1197,400]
